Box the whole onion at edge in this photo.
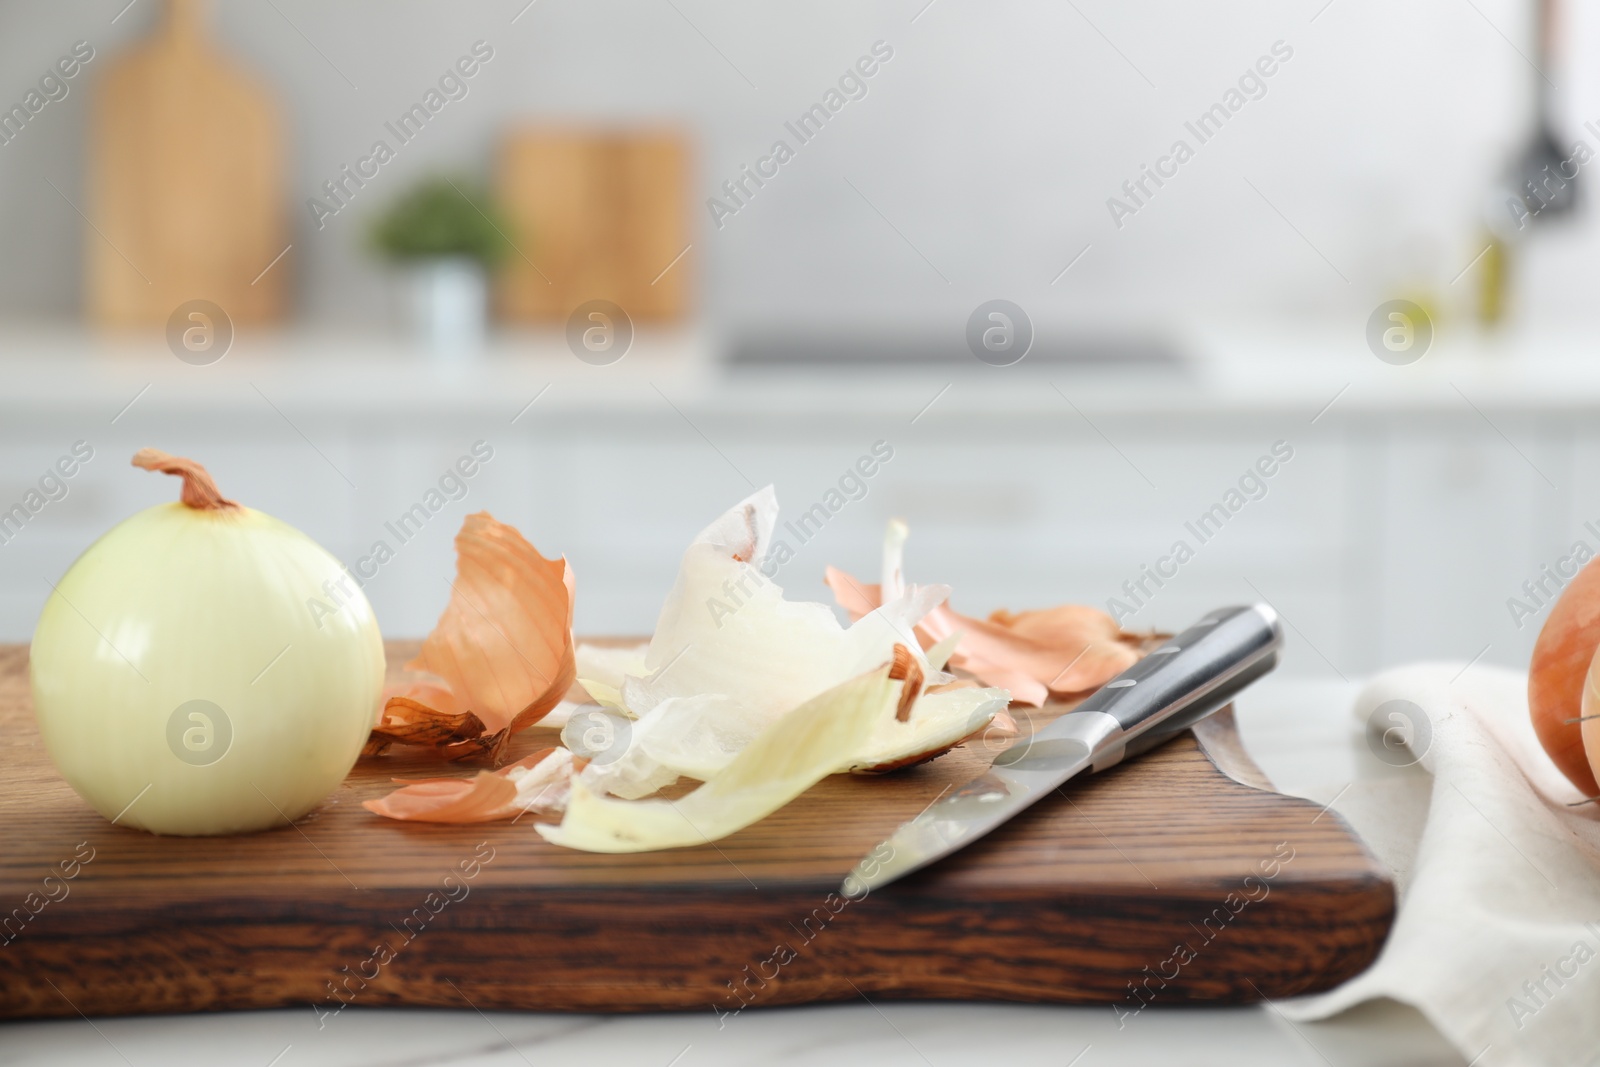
[29,449,385,835]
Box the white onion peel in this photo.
[538,663,898,853]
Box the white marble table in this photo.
[1,678,1464,1066]
[0,997,1461,1067]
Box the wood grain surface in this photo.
[0,641,1393,1020]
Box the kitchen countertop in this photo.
[2,322,1600,424]
[0,676,1470,1067]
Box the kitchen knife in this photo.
[842,603,1284,894]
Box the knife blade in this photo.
[842,603,1284,894]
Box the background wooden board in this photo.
[87,0,287,328]
[495,130,690,323]
[0,641,1393,1020]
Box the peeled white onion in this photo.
[30,450,384,835]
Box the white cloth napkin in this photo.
[1280,663,1600,1067]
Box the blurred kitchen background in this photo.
[2,0,1599,679]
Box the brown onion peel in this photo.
[363,747,582,823]
[827,566,1144,708]
[887,642,924,722]
[368,512,576,766]
[132,448,239,510]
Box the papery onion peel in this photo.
[569,488,1006,801]
[538,662,897,853]
[827,519,1142,706]
[850,686,1016,774]
[367,512,575,764]
[364,747,579,823]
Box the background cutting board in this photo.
[495,130,690,323]
[0,641,1392,1019]
[87,0,287,327]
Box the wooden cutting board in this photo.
[0,642,1392,1020]
[87,0,287,327]
[495,130,690,323]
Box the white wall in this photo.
[2,0,1599,334]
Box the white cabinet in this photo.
[0,375,1585,682]
[1373,418,1564,672]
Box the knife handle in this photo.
[1076,604,1282,745]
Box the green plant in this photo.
[369,177,513,266]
